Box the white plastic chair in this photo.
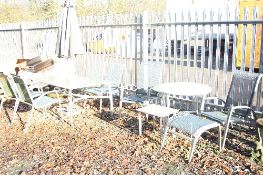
[74,61,124,112]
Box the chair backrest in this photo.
[0,72,16,98]
[137,61,164,89]
[224,70,262,112]
[103,61,124,86]
[12,76,33,104]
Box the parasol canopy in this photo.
[56,0,85,58]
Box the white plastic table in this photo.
[37,75,101,124]
[153,82,212,112]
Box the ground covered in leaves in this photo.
[0,100,262,174]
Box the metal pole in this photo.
[143,12,149,90]
[20,23,26,58]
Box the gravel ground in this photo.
[0,99,262,174]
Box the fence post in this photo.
[20,23,26,58]
[134,15,138,87]
[139,14,143,62]
[143,12,149,90]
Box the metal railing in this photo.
[0,8,262,110]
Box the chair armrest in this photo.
[33,90,61,105]
[203,97,226,105]
[37,90,60,100]
[229,105,257,121]
[121,84,137,91]
[232,106,253,110]
[201,96,226,111]
[119,84,137,98]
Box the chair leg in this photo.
[118,99,123,118]
[109,95,113,111]
[160,117,163,128]
[24,107,34,133]
[257,127,263,162]
[222,122,230,150]
[138,113,142,135]
[218,125,222,151]
[258,127,263,146]
[11,100,19,124]
[119,99,123,108]
[58,101,63,121]
[161,125,169,149]
[0,98,4,111]
[43,107,48,119]
[99,98,102,113]
[188,138,198,163]
[146,114,149,122]
[83,100,88,109]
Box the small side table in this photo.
[256,118,263,162]
[137,104,179,136]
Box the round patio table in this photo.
[153,82,212,113]
[153,82,212,96]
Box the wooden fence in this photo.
[0,8,262,110]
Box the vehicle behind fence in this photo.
[0,7,262,111]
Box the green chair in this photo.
[0,72,19,124]
[12,75,62,132]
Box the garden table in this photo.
[37,75,102,124]
[153,82,212,113]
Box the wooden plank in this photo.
[232,8,238,72]
[237,0,263,70]
[249,8,257,72]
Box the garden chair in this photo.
[18,71,46,97]
[75,61,124,112]
[161,112,222,162]
[161,71,262,162]
[201,70,263,150]
[12,75,62,132]
[119,61,164,108]
[0,72,20,124]
[119,61,179,135]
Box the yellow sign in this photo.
[236,0,263,69]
